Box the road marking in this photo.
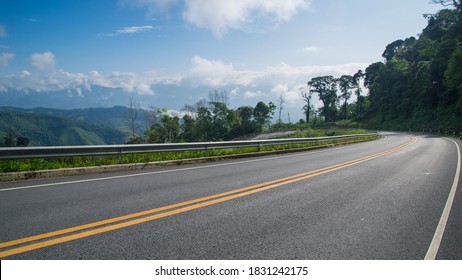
[0,137,415,258]
[0,136,385,192]
[425,138,461,260]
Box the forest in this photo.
[362,0,462,131]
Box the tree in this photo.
[308,76,339,122]
[364,62,388,110]
[181,114,198,142]
[209,101,231,140]
[196,106,212,141]
[16,137,30,147]
[382,40,405,62]
[125,98,141,141]
[3,129,15,147]
[431,0,461,9]
[276,94,285,124]
[353,70,365,119]
[300,86,313,123]
[359,2,462,131]
[253,101,271,131]
[143,106,161,130]
[337,75,354,120]
[237,106,254,135]
[208,90,229,106]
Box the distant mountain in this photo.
[0,85,197,111]
[3,106,143,130]
[0,109,130,146]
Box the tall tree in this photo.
[337,75,354,120]
[181,114,198,142]
[208,90,229,107]
[237,106,254,135]
[209,101,231,140]
[308,76,338,122]
[196,107,212,141]
[353,70,364,118]
[125,98,140,141]
[253,101,271,131]
[276,94,285,124]
[299,86,313,123]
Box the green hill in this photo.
[0,110,128,146]
[1,106,142,129]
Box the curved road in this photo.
[0,132,460,259]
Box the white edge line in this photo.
[424,138,461,260]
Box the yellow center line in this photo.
[0,137,416,258]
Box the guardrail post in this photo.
[118,146,124,164]
[204,144,209,157]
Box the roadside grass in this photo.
[0,134,378,173]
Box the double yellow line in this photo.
[0,137,416,258]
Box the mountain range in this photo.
[0,106,147,146]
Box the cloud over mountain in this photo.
[30,52,56,71]
[1,51,367,108]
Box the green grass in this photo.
[287,128,371,138]
[0,134,378,173]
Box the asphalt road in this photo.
[0,132,461,259]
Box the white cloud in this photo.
[0,52,15,66]
[183,0,310,37]
[302,45,319,52]
[271,84,289,98]
[100,25,155,37]
[271,83,305,104]
[116,25,154,34]
[1,54,368,105]
[244,90,266,99]
[186,55,266,87]
[0,24,7,38]
[76,87,84,97]
[122,0,310,38]
[30,52,56,71]
[187,55,237,87]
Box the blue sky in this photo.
[0,0,441,121]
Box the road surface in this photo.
[0,132,460,259]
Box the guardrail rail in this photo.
[0,134,377,160]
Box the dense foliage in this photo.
[362,1,462,131]
[130,91,277,144]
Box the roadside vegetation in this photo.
[0,132,376,173]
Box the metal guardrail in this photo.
[0,134,376,160]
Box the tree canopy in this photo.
[362,3,462,131]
